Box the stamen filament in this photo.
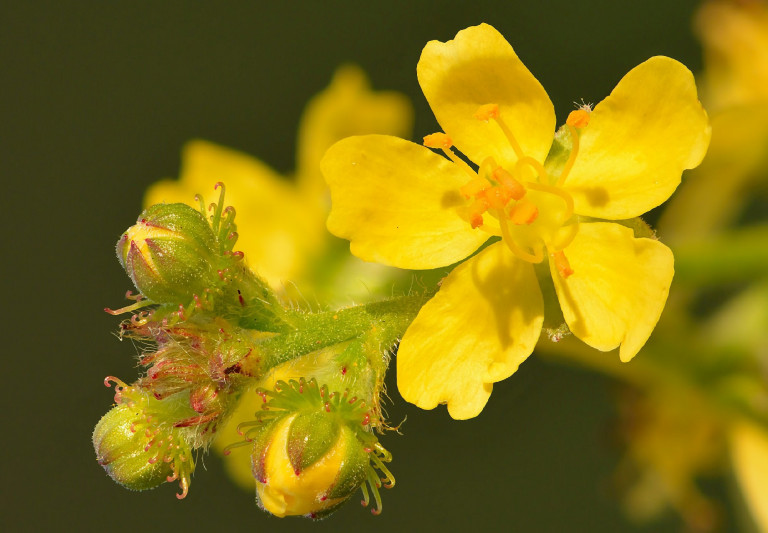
[423,132,476,179]
[549,220,580,252]
[497,210,544,263]
[517,156,549,184]
[474,104,524,159]
[442,148,477,180]
[525,181,574,220]
[550,249,574,278]
[494,115,524,160]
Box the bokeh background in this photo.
[4,1,733,531]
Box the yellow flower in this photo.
[144,65,412,293]
[322,24,710,419]
[696,0,768,112]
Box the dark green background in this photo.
[4,1,720,531]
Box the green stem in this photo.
[673,224,768,286]
[239,291,434,376]
[537,331,768,430]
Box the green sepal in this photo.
[93,404,173,491]
[543,124,574,184]
[324,425,369,500]
[533,260,569,341]
[286,411,341,475]
[250,418,284,484]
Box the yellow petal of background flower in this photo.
[730,422,768,532]
[322,135,488,269]
[397,242,543,419]
[551,222,674,362]
[417,23,555,169]
[144,140,325,287]
[564,56,710,219]
[697,0,768,111]
[296,65,413,202]
[659,104,768,245]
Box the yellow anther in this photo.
[474,103,500,121]
[479,186,512,210]
[566,109,590,129]
[423,132,453,149]
[492,167,526,201]
[459,177,491,199]
[460,196,491,229]
[551,250,574,278]
[469,213,484,229]
[508,200,539,225]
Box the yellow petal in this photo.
[322,135,488,269]
[144,140,325,287]
[731,422,768,533]
[563,56,710,219]
[551,222,674,362]
[397,242,543,419]
[417,23,555,169]
[296,65,413,201]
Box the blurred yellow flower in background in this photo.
[144,65,413,490]
[145,65,412,301]
[662,0,768,244]
[696,0,768,111]
[322,23,709,419]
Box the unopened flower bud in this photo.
[93,379,194,498]
[116,203,218,304]
[240,379,395,518]
[253,412,369,518]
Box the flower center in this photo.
[424,105,591,277]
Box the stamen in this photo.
[497,210,544,263]
[459,177,491,199]
[479,186,513,210]
[474,104,524,159]
[457,197,491,229]
[474,104,499,121]
[508,200,539,225]
[566,109,590,129]
[423,132,476,179]
[551,250,574,278]
[423,132,452,149]
[492,167,526,200]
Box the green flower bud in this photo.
[93,379,194,498]
[116,203,218,304]
[238,379,394,518]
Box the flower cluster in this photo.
[94,185,423,517]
